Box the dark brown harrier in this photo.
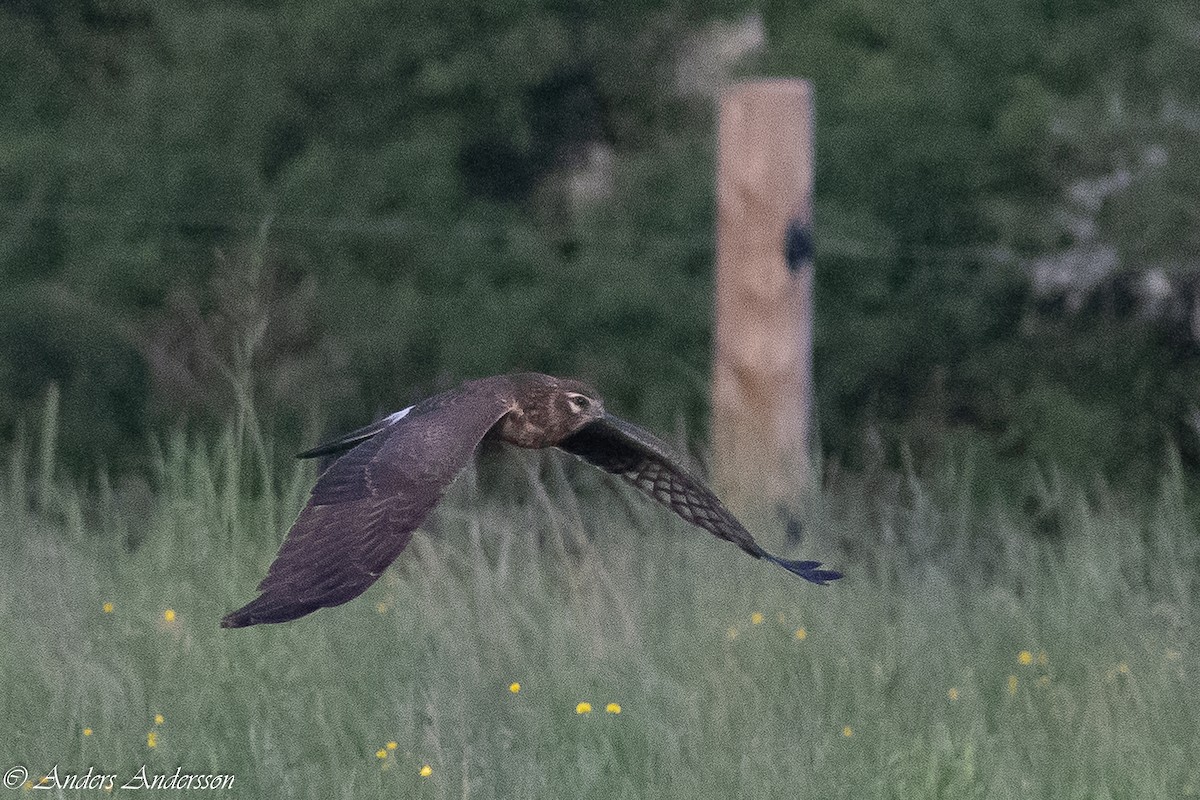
[221,373,840,628]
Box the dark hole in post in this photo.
[784,219,813,273]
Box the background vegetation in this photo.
[4,4,1200,795]
[3,414,1198,798]
[2,0,1199,482]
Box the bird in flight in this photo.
[222,373,841,628]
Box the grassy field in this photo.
[2,419,1198,799]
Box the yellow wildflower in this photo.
[947,688,959,701]
[154,714,164,725]
[163,609,176,623]
[509,682,521,694]
[419,765,432,778]
[794,627,807,641]
[1018,650,1032,666]
[605,703,621,714]
[726,626,738,641]
[147,731,157,749]
[751,612,764,625]
[83,727,93,736]
[576,702,592,714]
[375,749,387,760]
[376,602,388,615]
[1006,675,1018,696]
[842,726,853,737]
[102,602,114,614]
[386,741,397,751]
[1117,662,1130,675]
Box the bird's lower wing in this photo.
[557,415,842,585]
[219,491,433,627]
[222,385,514,627]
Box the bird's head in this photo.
[502,373,605,446]
[555,380,605,432]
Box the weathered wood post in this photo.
[712,80,815,536]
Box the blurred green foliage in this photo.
[1,0,1199,483]
[0,0,731,472]
[765,0,1200,480]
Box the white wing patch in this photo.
[384,405,414,425]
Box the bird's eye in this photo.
[568,394,591,412]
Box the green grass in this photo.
[2,423,1198,799]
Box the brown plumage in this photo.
[221,372,840,628]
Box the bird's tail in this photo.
[761,553,843,585]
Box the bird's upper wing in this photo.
[557,415,761,554]
[557,414,842,585]
[222,383,514,627]
[295,405,415,473]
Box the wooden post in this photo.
[712,80,815,532]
